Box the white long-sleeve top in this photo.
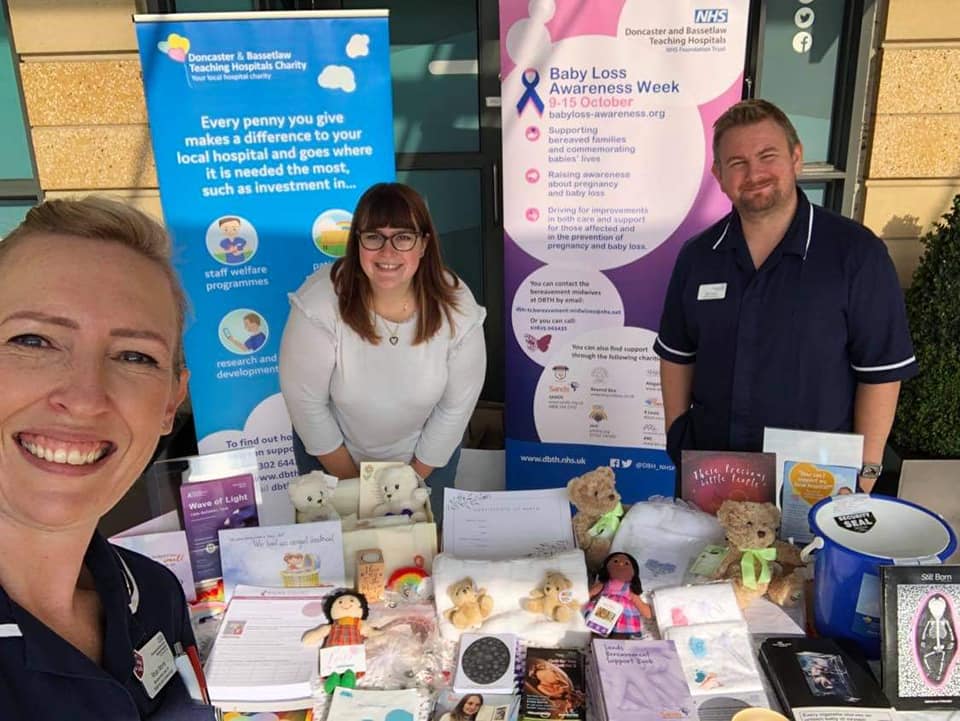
[279,269,487,468]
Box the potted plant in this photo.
[888,194,960,483]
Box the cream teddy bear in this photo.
[371,465,429,522]
[288,471,341,523]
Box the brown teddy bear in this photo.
[568,466,624,573]
[522,572,580,622]
[713,500,805,608]
[444,577,494,630]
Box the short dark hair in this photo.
[218,216,241,227]
[323,589,369,622]
[713,98,801,161]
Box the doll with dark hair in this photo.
[583,552,652,637]
[301,589,380,693]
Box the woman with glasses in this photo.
[279,183,486,523]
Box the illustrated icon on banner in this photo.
[524,333,552,353]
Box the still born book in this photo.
[881,565,960,710]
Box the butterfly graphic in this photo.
[523,333,552,352]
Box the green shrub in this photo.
[892,195,960,456]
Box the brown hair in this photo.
[0,196,188,372]
[332,182,461,345]
[218,216,241,227]
[712,98,801,161]
[243,312,262,326]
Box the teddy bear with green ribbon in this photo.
[712,500,805,608]
[568,466,625,574]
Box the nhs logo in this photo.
[693,8,729,23]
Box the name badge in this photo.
[697,283,727,301]
[134,631,177,699]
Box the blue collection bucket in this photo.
[803,494,957,658]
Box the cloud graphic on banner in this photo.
[317,65,356,93]
[346,33,370,58]
[157,33,190,63]
[199,392,296,526]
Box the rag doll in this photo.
[584,552,652,637]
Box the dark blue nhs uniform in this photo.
[655,189,918,460]
[0,532,215,720]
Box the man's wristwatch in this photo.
[859,462,883,480]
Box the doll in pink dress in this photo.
[584,552,652,637]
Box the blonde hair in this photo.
[713,98,801,161]
[1,196,188,371]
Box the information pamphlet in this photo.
[780,461,857,543]
[181,472,259,584]
[203,585,331,704]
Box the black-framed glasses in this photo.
[357,230,422,252]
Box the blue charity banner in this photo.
[135,11,395,523]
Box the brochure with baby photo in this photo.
[180,472,259,584]
[218,519,345,601]
[780,461,857,543]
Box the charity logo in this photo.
[591,367,609,382]
[588,405,608,423]
[552,365,569,381]
[157,33,190,63]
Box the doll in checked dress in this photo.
[584,552,653,637]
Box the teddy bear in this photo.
[444,577,494,630]
[371,465,430,522]
[568,466,624,573]
[288,471,341,523]
[712,499,805,608]
[522,572,580,623]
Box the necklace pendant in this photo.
[389,335,399,346]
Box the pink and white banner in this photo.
[500,0,750,499]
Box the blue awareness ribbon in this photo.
[516,68,544,116]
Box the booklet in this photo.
[218,520,345,601]
[203,585,332,704]
[180,472,259,585]
[326,687,423,721]
[680,450,776,515]
[588,639,694,721]
[522,647,586,720]
[880,565,960,710]
[780,461,857,543]
[759,636,893,721]
[442,487,576,559]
